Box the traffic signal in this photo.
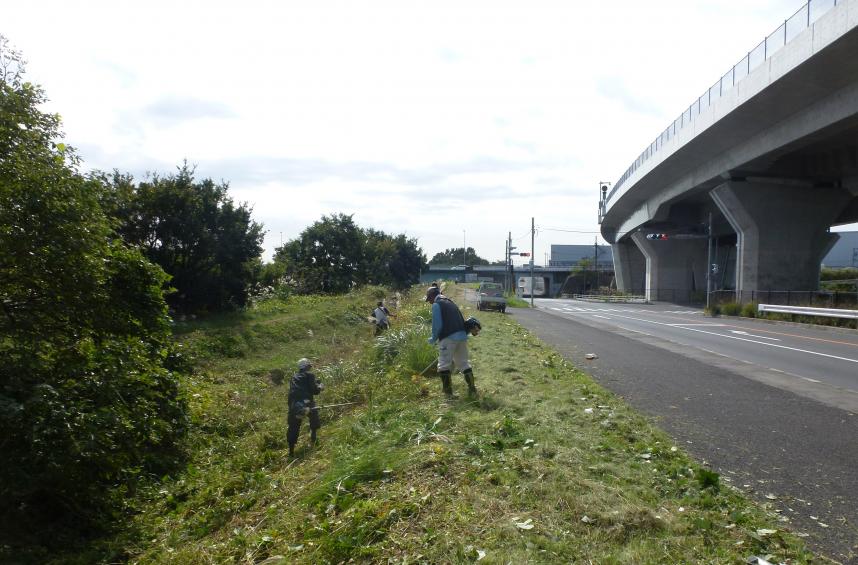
[645,233,669,240]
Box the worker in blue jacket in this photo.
[426,286,480,397]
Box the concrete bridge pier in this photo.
[631,232,708,303]
[611,239,646,295]
[710,181,849,294]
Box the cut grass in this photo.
[52,285,817,564]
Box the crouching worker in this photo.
[288,358,324,456]
[372,300,392,335]
[426,286,481,397]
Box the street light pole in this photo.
[594,236,599,292]
[463,230,466,267]
[598,181,611,223]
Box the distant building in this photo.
[824,231,858,268]
[549,244,613,268]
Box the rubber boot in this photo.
[463,368,477,396]
[440,370,453,396]
[288,443,295,457]
[310,429,318,446]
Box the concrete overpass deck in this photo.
[600,0,858,301]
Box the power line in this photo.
[538,227,603,234]
[513,228,532,240]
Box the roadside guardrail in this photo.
[758,304,858,320]
[573,294,648,304]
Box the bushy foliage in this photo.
[429,246,489,265]
[363,229,427,289]
[275,213,427,293]
[0,35,187,540]
[98,164,265,313]
[719,302,742,316]
[740,302,757,318]
[820,267,858,281]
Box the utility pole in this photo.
[504,239,509,291]
[530,217,535,308]
[508,231,514,293]
[463,230,466,266]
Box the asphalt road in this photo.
[511,300,858,563]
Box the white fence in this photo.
[758,304,858,320]
[572,294,648,304]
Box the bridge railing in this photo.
[603,0,840,213]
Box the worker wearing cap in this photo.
[426,286,478,397]
[372,300,392,335]
[287,358,323,456]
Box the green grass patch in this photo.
[505,293,530,308]
[47,286,815,563]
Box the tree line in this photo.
[0,34,426,542]
[271,213,427,295]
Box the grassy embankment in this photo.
[82,284,816,563]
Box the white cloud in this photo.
[3,0,806,261]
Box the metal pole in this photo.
[508,231,512,293]
[504,239,508,290]
[706,212,713,310]
[594,236,599,292]
[530,217,535,308]
[463,230,466,267]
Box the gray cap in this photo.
[425,286,441,302]
[297,358,312,370]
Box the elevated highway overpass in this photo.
[600,0,858,303]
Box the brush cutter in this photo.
[415,360,437,377]
[309,402,358,411]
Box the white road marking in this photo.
[610,313,858,365]
[592,315,610,319]
[548,306,858,365]
[731,330,780,341]
[669,323,726,327]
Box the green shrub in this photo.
[0,41,187,543]
[720,302,741,316]
[740,302,758,318]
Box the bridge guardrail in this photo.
[758,304,858,320]
[603,0,840,212]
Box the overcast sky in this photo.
[5,0,814,264]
